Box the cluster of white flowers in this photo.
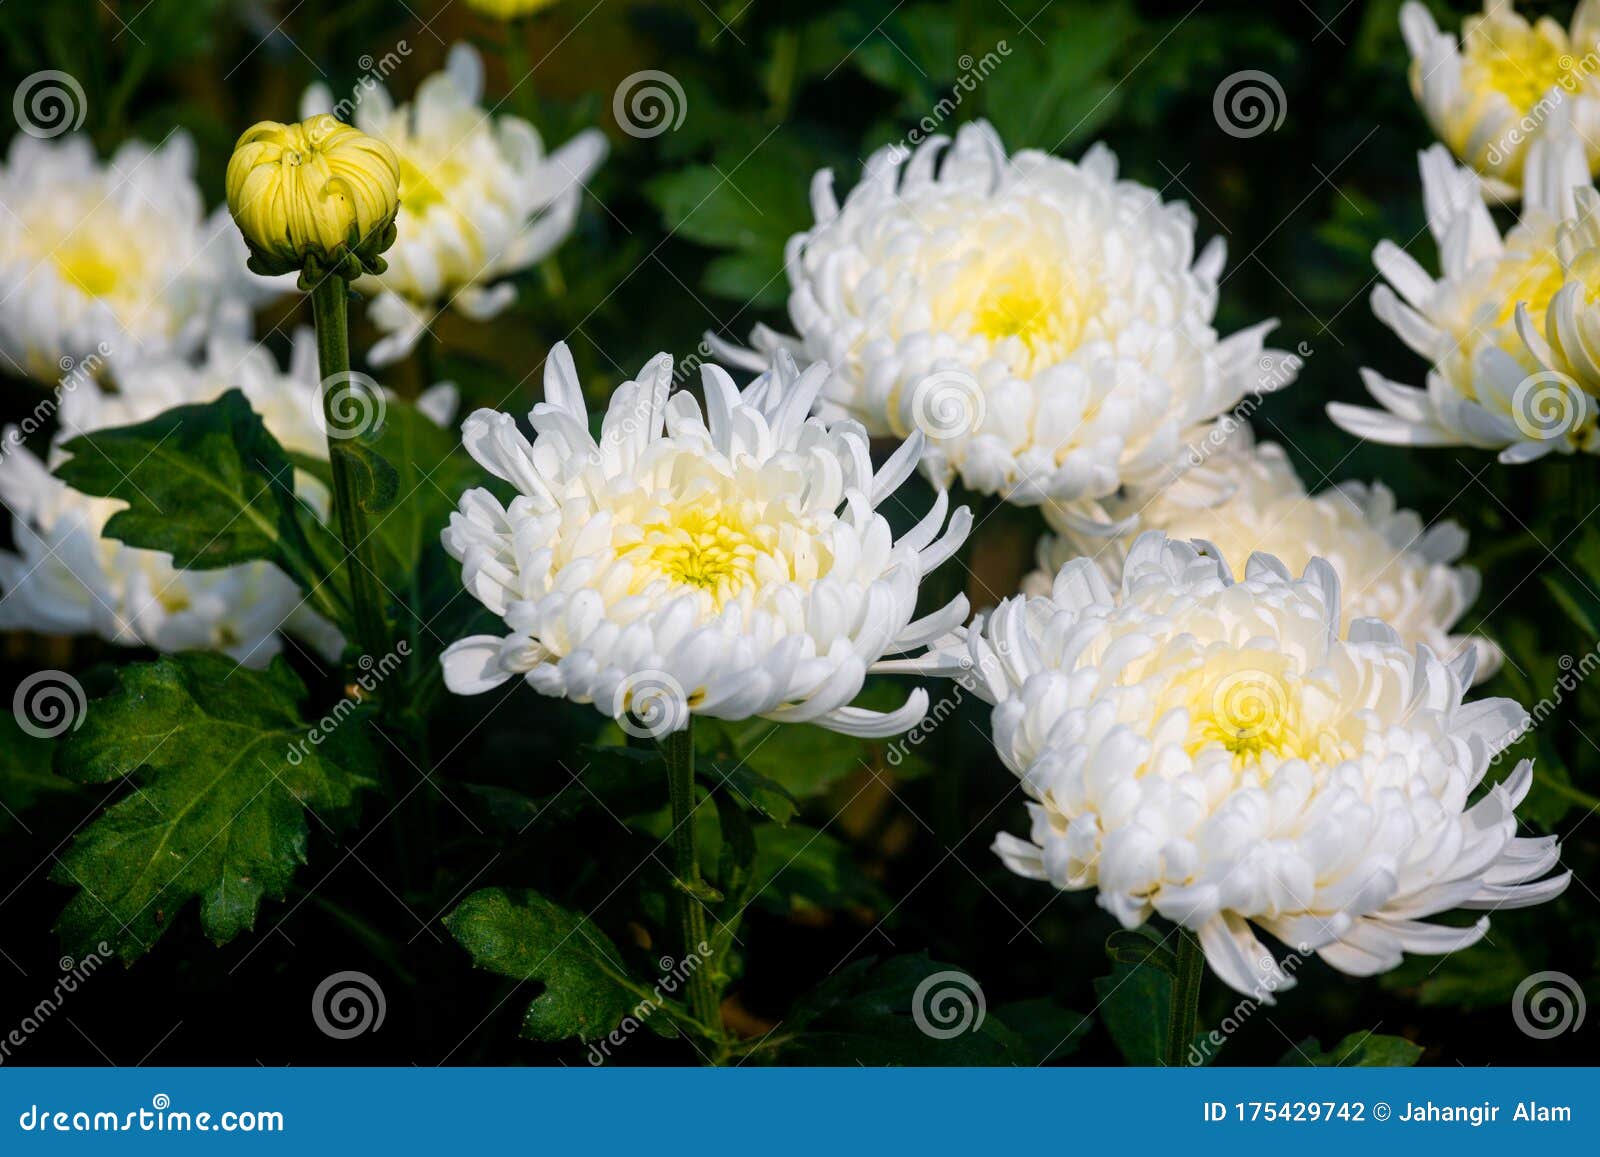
[303,44,607,365]
[0,25,1577,1008]
[0,133,284,383]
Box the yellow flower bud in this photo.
[463,0,563,19]
[225,115,400,279]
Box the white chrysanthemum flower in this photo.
[1026,424,1500,682]
[1330,136,1600,461]
[0,132,283,384]
[921,533,1568,997]
[303,44,607,366]
[0,330,456,665]
[711,121,1295,513]
[1400,0,1600,203]
[440,342,972,737]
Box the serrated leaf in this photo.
[445,887,664,1043]
[1285,1031,1423,1067]
[52,653,378,962]
[52,390,345,621]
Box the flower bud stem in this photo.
[1166,926,1205,1067]
[661,722,723,1053]
[309,274,390,667]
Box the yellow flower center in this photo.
[630,507,767,607]
[397,151,468,214]
[940,253,1097,377]
[52,237,125,298]
[1463,15,1575,115]
[1187,669,1305,764]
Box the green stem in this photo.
[660,722,722,1053]
[308,275,389,666]
[1166,926,1205,1067]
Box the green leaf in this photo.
[645,141,818,307]
[52,653,378,962]
[1093,958,1170,1066]
[1542,570,1600,642]
[0,712,80,829]
[982,10,1138,151]
[357,398,482,586]
[445,887,664,1043]
[759,953,1030,1065]
[1285,1032,1423,1067]
[52,390,345,621]
[702,761,796,826]
[994,998,1093,1064]
[748,822,886,915]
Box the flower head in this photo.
[0,133,282,383]
[226,114,400,279]
[1330,136,1600,461]
[1028,423,1500,682]
[933,533,1567,996]
[302,44,607,364]
[1401,0,1600,202]
[440,343,972,738]
[713,121,1294,514]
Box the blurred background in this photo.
[1,0,1595,1065]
